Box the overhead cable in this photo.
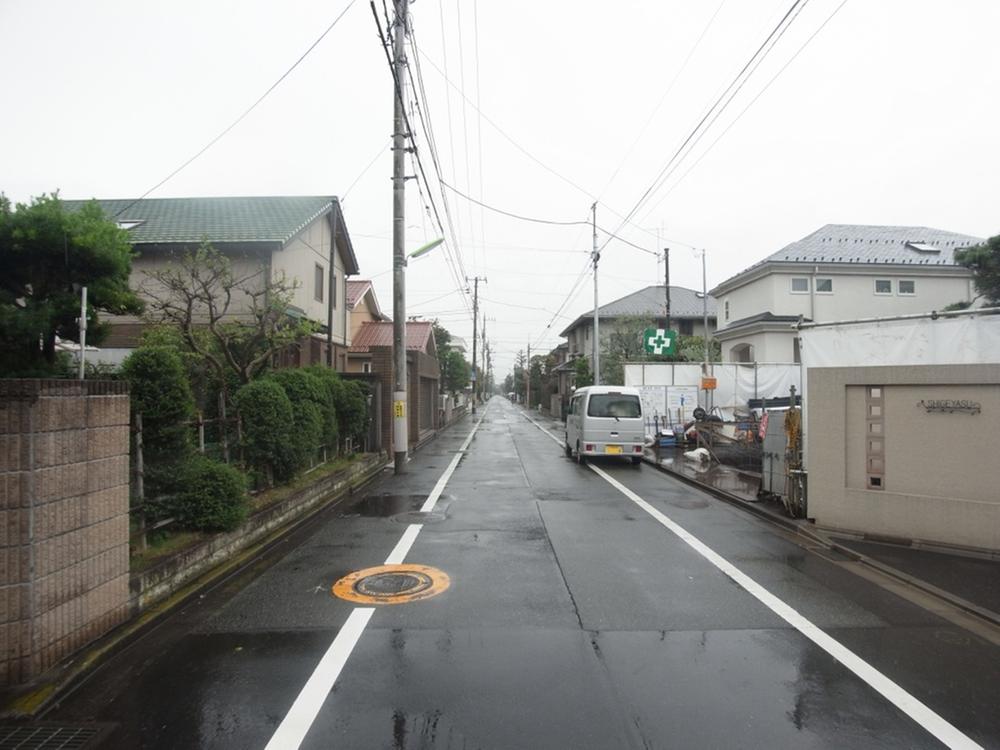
[116,0,357,217]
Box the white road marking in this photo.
[521,410,983,750]
[384,523,423,564]
[263,607,374,750]
[421,410,485,513]
[265,403,490,749]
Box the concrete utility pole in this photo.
[701,249,709,365]
[526,343,531,408]
[327,206,337,368]
[468,276,485,414]
[663,247,671,332]
[391,0,410,474]
[591,203,600,386]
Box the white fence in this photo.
[624,362,801,419]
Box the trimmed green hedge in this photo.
[233,378,297,483]
[170,456,249,531]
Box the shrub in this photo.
[233,378,296,483]
[120,346,195,470]
[268,368,329,467]
[305,367,368,451]
[170,455,249,531]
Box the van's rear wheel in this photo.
[576,442,587,465]
[564,439,572,458]
[630,456,642,466]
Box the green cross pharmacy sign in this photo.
[643,327,677,356]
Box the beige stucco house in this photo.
[711,224,983,363]
[66,196,360,370]
[345,279,388,373]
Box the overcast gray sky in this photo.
[2,0,997,378]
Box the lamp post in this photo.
[392,236,444,474]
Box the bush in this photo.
[306,367,368,451]
[233,378,297,483]
[170,455,249,531]
[268,368,329,468]
[121,346,195,471]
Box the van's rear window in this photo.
[587,394,641,418]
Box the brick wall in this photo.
[0,380,131,686]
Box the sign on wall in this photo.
[643,328,677,356]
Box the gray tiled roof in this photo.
[63,196,338,245]
[714,224,984,294]
[560,285,716,336]
[765,224,982,265]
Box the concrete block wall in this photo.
[0,380,131,685]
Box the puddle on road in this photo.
[337,493,426,518]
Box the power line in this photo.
[599,0,810,250]
[370,1,472,315]
[439,180,657,255]
[342,138,391,201]
[116,0,357,217]
[595,0,729,203]
[644,0,850,214]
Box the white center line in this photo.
[264,404,490,750]
[521,410,982,750]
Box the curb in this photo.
[1,455,389,719]
[641,455,1000,629]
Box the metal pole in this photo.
[663,249,671,332]
[702,249,709,365]
[526,343,531,408]
[591,203,600,385]
[78,286,87,379]
[471,277,479,414]
[327,204,337,368]
[392,0,409,474]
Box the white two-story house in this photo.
[711,224,983,363]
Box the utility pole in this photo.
[468,276,486,414]
[591,203,600,385]
[327,208,337,368]
[701,249,709,365]
[391,0,410,474]
[77,286,87,380]
[526,343,531,409]
[663,247,671,332]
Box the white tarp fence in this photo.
[799,312,1000,368]
[624,362,801,416]
[798,311,1000,460]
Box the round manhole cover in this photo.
[333,564,450,605]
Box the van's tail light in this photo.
[585,444,594,452]
[634,445,642,453]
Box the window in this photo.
[679,319,694,335]
[587,393,641,418]
[815,278,833,293]
[793,337,801,364]
[898,280,915,295]
[331,272,337,307]
[874,279,892,295]
[791,277,810,293]
[362,361,372,373]
[866,386,885,490]
[724,300,730,321]
[314,264,324,302]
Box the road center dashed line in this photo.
[519,409,981,750]
[265,405,490,750]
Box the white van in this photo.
[564,386,645,465]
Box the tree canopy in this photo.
[0,193,143,375]
[955,234,1000,306]
[142,241,315,389]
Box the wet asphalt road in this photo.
[46,397,999,749]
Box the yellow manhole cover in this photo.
[332,564,450,605]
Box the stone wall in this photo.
[0,380,130,685]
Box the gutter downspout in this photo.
[327,204,337,368]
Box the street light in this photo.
[393,236,445,474]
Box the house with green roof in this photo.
[64,195,360,370]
